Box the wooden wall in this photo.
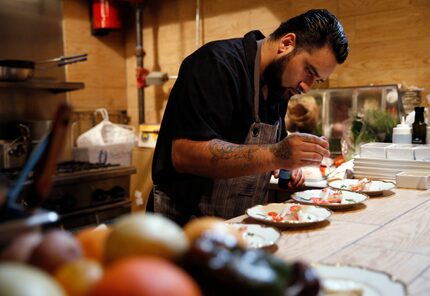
[63,0,430,128]
[138,0,430,125]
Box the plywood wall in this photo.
[136,0,430,126]
[63,0,430,128]
[62,0,128,113]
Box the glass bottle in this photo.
[412,106,427,144]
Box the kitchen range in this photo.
[1,161,136,230]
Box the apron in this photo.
[154,39,281,224]
[198,40,281,219]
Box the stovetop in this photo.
[0,161,135,185]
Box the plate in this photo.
[291,189,368,210]
[328,179,395,196]
[246,203,331,227]
[313,264,407,296]
[229,223,281,248]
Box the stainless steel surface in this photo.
[0,65,33,81]
[0,54,88,82]
[0,0,69,123]
[2,162,136,230]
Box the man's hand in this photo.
[270,133,330,169]
[273,168,305,189]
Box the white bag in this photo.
[77,108,137,147]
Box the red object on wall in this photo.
[92,0,121,31]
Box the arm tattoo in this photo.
[269,141,291,160]
[209,139,258,164]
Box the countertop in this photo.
[229,188,430,295]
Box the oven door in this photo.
[59,200,131,230]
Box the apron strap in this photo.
[253,40,263,123]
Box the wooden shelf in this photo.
[0,80,84,93]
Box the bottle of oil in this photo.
[412,106,427,144]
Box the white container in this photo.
[396,171,430,189]
[392,117,412,144]
[73,142,135,166]
[360,142,392,159]
[414,145,430,161]
[386,144,415,160]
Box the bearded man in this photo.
[151,9,349,225]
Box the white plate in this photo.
[229,223,281,248]
[246,203,331,227]
[313,264,407,296]
[291,189,368,209]
[328,179,395,196]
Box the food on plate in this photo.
[342,178,371,192]
[0,262,65,296]
[310,188,344,204]
[105,213,188,263]
[28,229,83,274]
[183,216,246,248]
[182,232,320,296]
[266,204,304,222]
[90,256,202,296]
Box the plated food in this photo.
[229,223,281,248]
[246,203,331,227]
[328,178,395,196]
[313,264,406,296]
[291,188,368,210]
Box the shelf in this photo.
[0,80,85,93]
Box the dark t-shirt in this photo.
[152,31,287,188]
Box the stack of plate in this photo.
[354,157,430,181]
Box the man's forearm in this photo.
[172,138,279,178]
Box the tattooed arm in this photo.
[172,133,329,179]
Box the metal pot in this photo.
[0,54,87,82]
[0,124,30,169]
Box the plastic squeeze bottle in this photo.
[412,106,427,144]
[392,116,412,144]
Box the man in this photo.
[152,9,349,225]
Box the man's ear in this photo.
[278,33,296,54]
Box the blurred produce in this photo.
[183,216,246,248]
[55,259,103,296]
[0,211,322,296]
[0,262,65,296]
[76,224,111,263]
[105,213,188,263]
[90,256,202,296]
[28,229,83,274]
[181,232,320,296]
[0,230,43,262]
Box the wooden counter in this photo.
[229,188,430,296]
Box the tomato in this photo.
[311,198,323,204]
[55,259,103,296]
[334,155,345,167]
[267,212,278,217]
[272,216,284,222]
[290,205,301,213]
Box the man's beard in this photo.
[262,50,296,105]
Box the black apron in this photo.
[154,39,281,224]
[197,40,280,219]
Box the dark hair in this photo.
[269,9,349,64]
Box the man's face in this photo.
[263,44,338,104]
